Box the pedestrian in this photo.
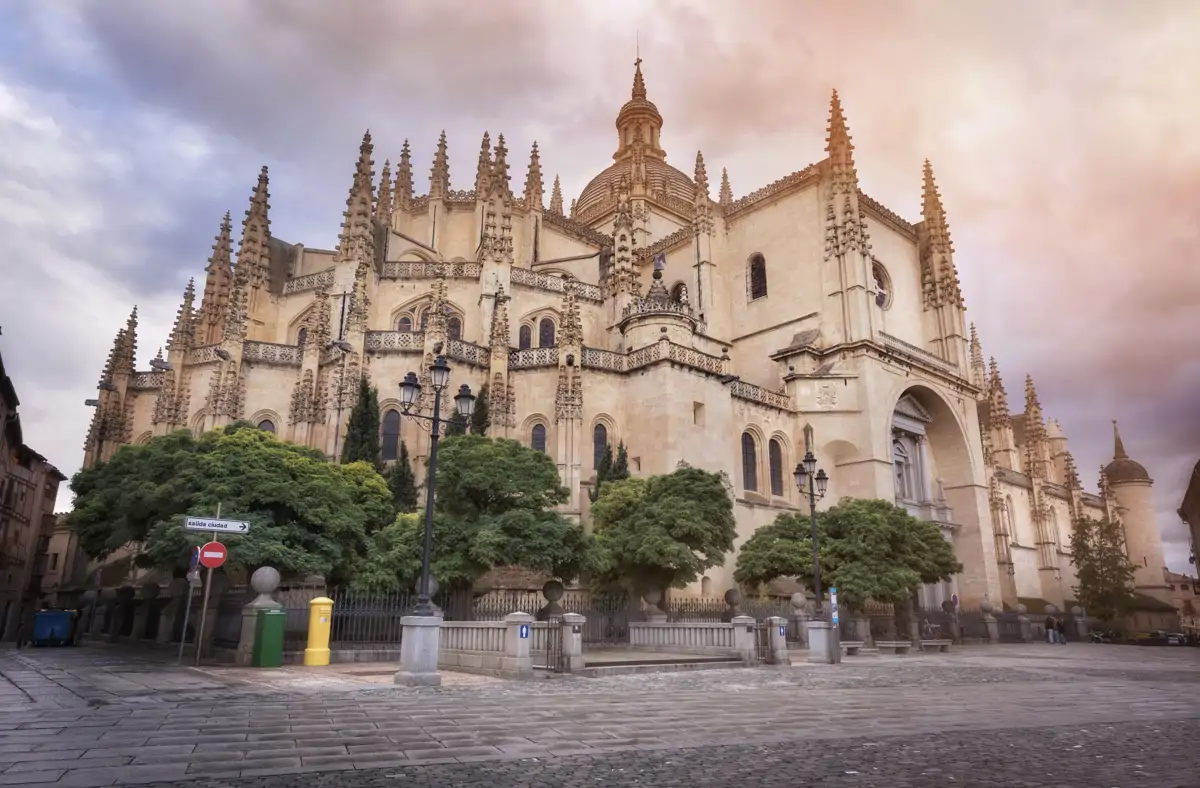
[1045,613,1057,644]
[1056,617,1067,645]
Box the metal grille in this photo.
[753,621,771,664]
[535,615,565,672]
[995,612,1023,643]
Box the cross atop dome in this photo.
[614,58,666,162]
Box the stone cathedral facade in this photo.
[81,62,1172,611]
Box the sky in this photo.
[0,0,1197,571]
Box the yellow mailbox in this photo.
[303,596,335,667]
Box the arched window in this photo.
[873,262,891,309]
[419,309,429,331]
[1006,495,1017,543]
[447,316,462,341]
[381,410,401,461]
[593,423,609,470]
[741,432,758,492]
[257,419,276,434]
[748,253,767,300]
[700,576,712,596]
[671,282,689,304]
[297,327,308,348]
[538,318,556,348]
[519,325,532,350]
[398,315,413,332]
[768,438,784,497]
[531,424,547,453]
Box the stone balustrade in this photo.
[628,621,740,655]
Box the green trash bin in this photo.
[252,608,286,668]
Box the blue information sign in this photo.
[829,586,839,625]
[519,624,530,639]
[188,546,200,572]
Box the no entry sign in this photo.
[198,541,227,570]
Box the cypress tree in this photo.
[340,378,381,466]
[588,440,631,502]
[445,412,469,436]
[388,440,419,513]
[470,382,490,436]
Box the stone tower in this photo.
[1104,420,1170,602]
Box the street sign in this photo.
[186,570,202,587]
[188,546,200,572]
[185,516,251,534]
[519,624,530,639]
[198,542,227,569]
[830,587,839,625]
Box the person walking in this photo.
[1045,613,1057,644]
[1056,617,1067,645]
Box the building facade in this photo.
[0,349,66,640]
[80,62,1171,610]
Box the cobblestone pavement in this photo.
[0,643,1197,786]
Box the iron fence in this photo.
[916,607,956,641]
[838,614,860,641]
[958,609,990,642]
[995,611,1023,643]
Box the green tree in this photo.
[444,411,469,436]
[588,439,631,503]
[1070,516,1138,621]
[354,435,590,591]
[387,439,420,514]
[68,425,391,581]
[470,382,490,436]
[733,498,962,608]
[340,378,381,466]
[589,466,736,594]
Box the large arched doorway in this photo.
[889,385,990,608]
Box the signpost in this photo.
[829,587,839,625]
[190,505,251,667]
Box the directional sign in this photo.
[198,542,227,570]
[188,546,200,572]
[829,587,839,625]
[185,516,250,534]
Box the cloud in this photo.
[2,0,1197,570]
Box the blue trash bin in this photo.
[32,610,75,647]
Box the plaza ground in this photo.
[1,643,1198,786]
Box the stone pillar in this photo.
[789,592,809,647]
[641,589,667,622]
[1071,605,1088,640]
[722,589,743,623]
[536,580,565,621]
[503,612,535,679]
[766,616,790,666]
[236,567,282,667]
[561,613,585,673]
[394,616,443,687]
[1016,603,1032,643]
[806,620,842,664]
[854,616,871,644]
[981,600,1000,645]
[732,615,757,665]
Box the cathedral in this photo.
[81,61,1172,612]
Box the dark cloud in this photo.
[2,0,1196,569]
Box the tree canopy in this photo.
[589,465,735,594]
[68,424,392,581]
[339,379,381,466]
[1070,516,1138,621]
[734,498,961,608]
[354,434,589,591]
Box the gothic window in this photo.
[670,282,688,304]
[419,309,429,331]
[593,423,609,470]
[873,262,891,309]
[447,316,462,341]
[1049,508,1060,545]
[381,410,401,461]
[398,315,413,332]
[892,438,912,500]
[297,327,308,348]
[257,419,276,434]
[768,438,785,497]
[531,423,547,453]
[519,325,532,350]
[741,432,758,493]
[1006,495,1017,543]
[538,318,556,348]
[748,253,768,300]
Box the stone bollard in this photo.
[561,613,586,673]
[766,616,790,665]
[641,589,667,622]
[235,567,282,667]
[1016,603,1032,642]
[394,615,443,687]
[806,619,842,664]
[503,612,536,679]
[981,600,1000,645]
[789,592,810,647]
[732,615,757,665]
[304,597,335,667]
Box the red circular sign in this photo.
[198,541,227,569]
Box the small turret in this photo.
[375,159,393,225]
[523,141,543,210]
[548,175,564,215]
[718,168,733,210]
[395,140,414,211]
[429,131,449,200]
[474,131,493,196]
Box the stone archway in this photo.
[888,384,997,608]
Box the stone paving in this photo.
[0,643,1197,786]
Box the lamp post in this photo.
[793,451,829,618]
[397,355,476,616]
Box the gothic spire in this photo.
[429,131,449,199]
[719,168,733,209]
[693,151,709,198]
[168,279,197,352]
[969,323,986,391]
[1023,375,1048,444]
[491,134,511,197]
[395,140,414,210]
[114,306,138,375]
[548,175,563,215]
[199,211,233,345]
[632,56,647,100]
[375,158,393,225]
[523,141,543,210]
[1112,420,1129,459]
[333,130,376,268]
[238,166,272,292]
[1063,450,1083,490]
[987,357,1011,427]
[474,131,492,195]
[920,160,964,308]
[825,89,857,194]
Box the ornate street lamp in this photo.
[794,451,829,618]
[397,355,475,616]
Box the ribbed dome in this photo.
[574,158,694,220]
[1104,420,1151,484]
